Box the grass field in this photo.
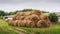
[0,22,60,34]
[16,24,60,34]
[21,25,60,34]
[0,22,18,34]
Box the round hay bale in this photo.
[24,12,32,16]
[12,15,17,20]
[37,20,42,28]
[9,20,18,26]
[25,20,31,27]
[29,22,35,28]
[45,20,51,27]
[22,20,27,27]
[40,15,51,27]
[13,17,16,20]
[46,22,50,27]
[17,20,22,26]
[15,12,20,16]
[30,14,40,23]
[43,15,49,20]
[32,10,41,15]
[19,12,24,16]
[19,16,25,20]
[26,20,35,28]
[17,20,26,27]
[15,16,20,20]
[39,15,44,20]
[13,12,25,20]
[37,20,49,28]
[16,12,23,15]
[13,20,18,26]
[24,16,31,20]
[40,15,50,20]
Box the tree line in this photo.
[0,9,49,16]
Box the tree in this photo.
[0,10,10,16]
[48,13,58,23]
[9,12,16,15]
[5,12,9,16]
[41,11,49,13]
[0,10,5,16]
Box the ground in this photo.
[0,21,60,34]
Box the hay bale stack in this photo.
[9,10,51,28]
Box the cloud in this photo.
[0,0,41,4]
[0,0,60,4]
[0,0,60,12]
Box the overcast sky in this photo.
[0,0,60,12]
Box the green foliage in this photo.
[0,10,9,16]
[5,12,10,16]
[0,22,18,34]
[0,10,5,16]
[48,13,58,23]
[41,11,49,13]
[0,10,16,17]
[9,12,16,15]
[0,10,10,19]
[22,9,33,12]
[0,9,49,16]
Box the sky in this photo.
[0,0,60,12]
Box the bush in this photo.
[48,13,58,23]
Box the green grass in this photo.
[0,22,18,34]
[0,22,60,34]
[16,24,60,34]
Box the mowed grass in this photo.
[0,22,60,34]
[17,24,60,34]
[0,22,18,34]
